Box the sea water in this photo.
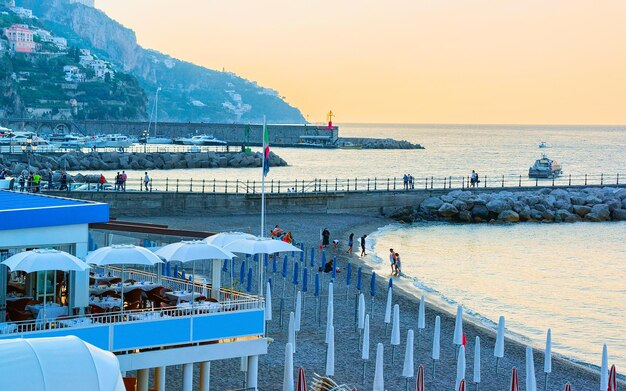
[367,221,626,370]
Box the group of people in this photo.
[113,171,128,191]
[14,170,69,192]
[403,174,415,190]
[470,170,480,187]
[270,225,294,244]
[345,232,367,257]
[389,248,402,276]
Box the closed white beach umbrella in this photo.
[456,345,466,390]
[265,282,272,321]
[373,343,385,391]
[526,346,537,391]
[403,329,415,378]
[362,314,370,360]
[453,305,464,345]
[0,336,124,391]
[384,287,393,331]
[204,232,258,247]
[473,336,481,384]
[418,295,426,330]
[391,304,401,345]
[326,325,335,377]
[326,283,334,344]
[283,343,294,391]
[600,344,608,391]
[495,316,505,358]
[432,315,441,360]
[544,328,552,374]
[288,312,296,353]
[358,293,366,330]
[295,291,302,332]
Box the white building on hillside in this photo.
[51,36,67,49]
[10,7,33,19]
[69,0,95,7]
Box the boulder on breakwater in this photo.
[0,151,287,175]
[402,187,626,223]
[337,137,424,149]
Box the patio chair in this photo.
[125,301,142,311]
[7,298,35,311]
[89,304,107,315]
[100,290,121,299]
[7,307,34,322]
[125,289,148,308]
[124,279,137,284]
[194,295,207,302]
[107,278,122,286]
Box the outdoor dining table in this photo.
[26,303,68,319]
[92,274,119,284]
[127,311,171,321]
[89,297,122,310]
[89,282,162,295]
[176,301,221,314]
[165,291,201,304]
[56,317,93,328]
[0,322,17,334]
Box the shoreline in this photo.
[124,212,617,389]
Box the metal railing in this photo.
[38,172,625,194]
[0,144,237,154]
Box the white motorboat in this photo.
[539,141,548,148]
[139,135,173,144]
[85,134,134,149]
[177,134,227,146]
[49,133,88,149]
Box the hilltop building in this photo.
[3,24,36,53]
[9,6,33,19]
[69,0,95,7]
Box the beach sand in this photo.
[125,213,608,390]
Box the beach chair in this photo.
[310,373,356,391]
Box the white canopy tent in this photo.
[0,336,125,391]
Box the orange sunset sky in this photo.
[97,0,626,125]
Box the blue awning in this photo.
[0,191,109,231]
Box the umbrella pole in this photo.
[192,260,195,311]
[358,328,362,352]
[121,265,124,316]
[354,293,358,332]
[279,297,284,328]
[385,323,388,336]
[432,359,436,380]
[302,292,306,316]
[370,296,374,319]
[392,345,395,365]
[495,357,499,376]
[316,297,320,327]
[362,361,366,385]
[544,372,548,391]
[43,270,47,324]
[406,378,409,391]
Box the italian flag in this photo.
[263,123,270,177]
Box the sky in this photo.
[96,0,626,125]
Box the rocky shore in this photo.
[0,151,287,175]
[338,137,424,149]
[393,187,626,223]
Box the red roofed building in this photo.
[4,24,36,53]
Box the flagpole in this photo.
[260,116,267,297]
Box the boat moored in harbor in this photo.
[529,154,562,178]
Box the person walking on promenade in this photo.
[389,248,396,275]
[409,174,415,189]
[59,171,68,191]
[98,174,106,191]
[470,170,479,187]
[360,235,367,256]
[114,172,120,191]
[347,233,354,254]
[47,171,53,191]
[32,171,41,193]
[121,171,127,192]
[403,174,409,190]
[18,172,25,192]
[143,172,150,192]
[322,228,330,247]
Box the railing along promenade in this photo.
[65,172,624,194]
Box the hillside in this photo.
[17,0,306,124]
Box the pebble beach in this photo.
[123,212,617,390]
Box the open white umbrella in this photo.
[86,245,163,312]
[456,345,466,390]
[325,325,335,377]
[288,312,296,353]
[432,315,441,377]
[526,346,537,391]
[265,282,272,321]
[391,304,401,364]
[600,344,608,391]
[361,314,370,384]
[295,291,302,332]
[474,336,481,388]
[2,249,90,321]
[384,287,393,336]
[453,305,464,349]
[402,329,415,390]
[544,329,552,390]
[283,343,294,391]
[203,232,258,247]
[495,316,505,374]
[373,343,385,391]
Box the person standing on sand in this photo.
[347,233,354,254]
[389,248,396,274]
[322,228,330,247]
[360,235,367,256]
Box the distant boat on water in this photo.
[529,154,562,178]
[175,134,227,146]
[539,141,548,148]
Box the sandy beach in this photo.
[125,212,611,390]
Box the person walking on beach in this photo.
[347,233,354,254]
[143,172,150,192]
[394,252,402,276]
[322,228,330,247]
[389,248,396,275]
[360,234,367,256]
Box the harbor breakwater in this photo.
[396,186,626,223]
[0,151,287,174]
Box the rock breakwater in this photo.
[0,151,287,175]
[393,187,626,223]
[338,137,424,149]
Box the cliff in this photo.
[18,0,306,124]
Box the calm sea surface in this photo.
[74,123,626,368]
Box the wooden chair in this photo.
[107,278,122,286]
[89,304,107,315]
[101,290,121,299]
[194,295,207,302]
[122,377,137,391]
[7,298,35,311]
[7,307,34,322]
[124,279,137,284]
[125,289,148,308]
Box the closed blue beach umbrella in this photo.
[181,268,186,280]
[302,267,309,293]
[299,243,304,261]
[388,277,393,290]
[282,256,288,278]
[310,247,315,267]
[346,263,352,286]
[173,264,179,279]
[188,275,193,282]
[370,272,377,297]
[263,254,268,269]
[357,267,362,291]
[253,254,259,263]
[222,259,228,272]
[293,261,299,286]
[240,261,246,284]
[166,261,171,277]
[246,268,253,292]
[321,250,326,269]
[314,273,320,297]
[272,256,278,273]
[161,261,166,275]
[332,257,337,279]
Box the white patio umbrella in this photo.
[453,305,464,347]
[402,329,415,390]
[456,344,466,390]
[295,291,302,332]
[600,344,608,391]
[544,329,552,390]
[391,304,401,364]
[361,314,370,384]
[2,249,90,321]
[384,287,392,336]
[417,295,426,347]
[432,315,441,377]
[474,336,481,387]
[288,312,296,353]
[203,232,258,247]
[283,343,294,391]
[526,346,537,391]
[325,325,335,377]
[495,316,505,374]
[86,245,163,312]
[224,238,302,295]
[265,282,272,321]
[373,343,385,391]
